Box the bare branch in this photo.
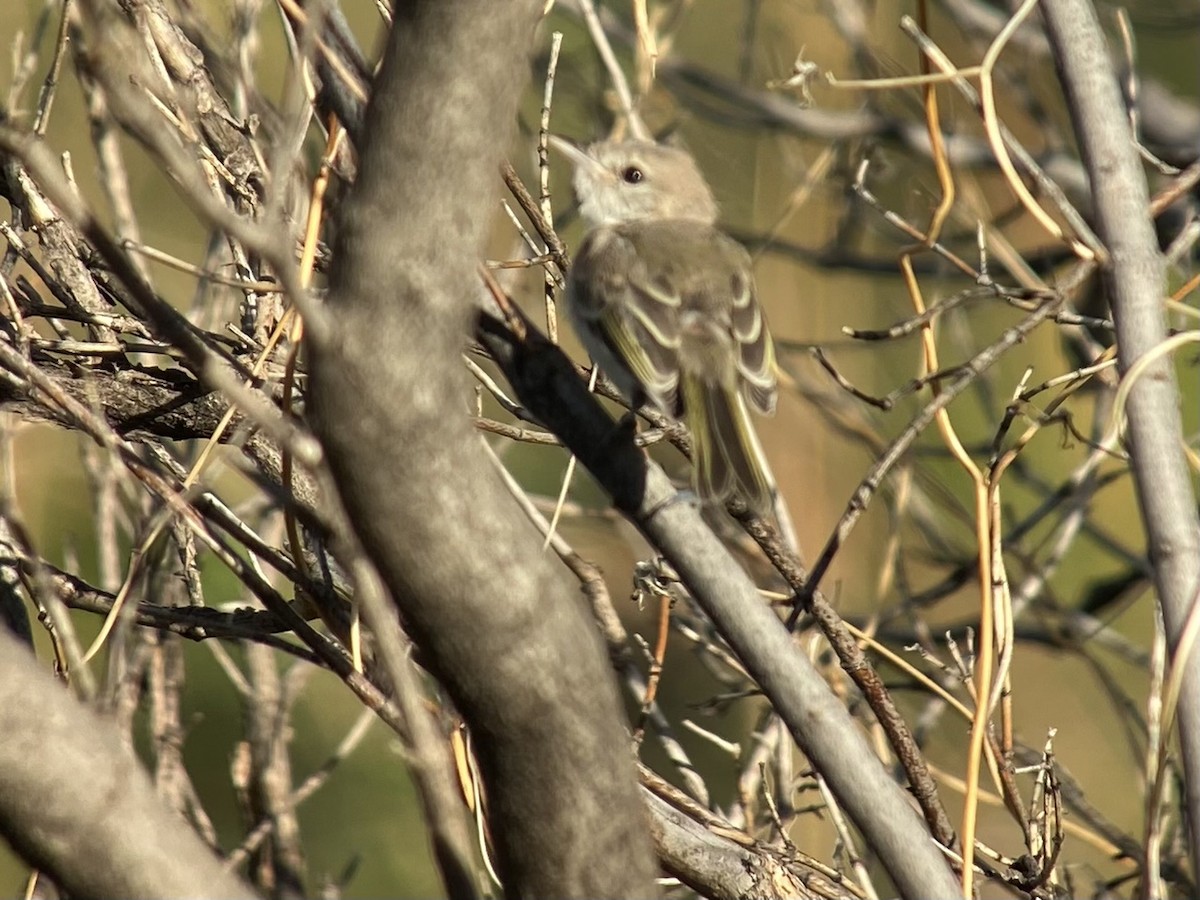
[0,628,258,899]
[1041,0,1200,878]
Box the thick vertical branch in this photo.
[1041,0,1200,873]
[305,2,658,897]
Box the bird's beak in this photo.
[548,135,601,174]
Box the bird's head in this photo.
[551,138,718,227]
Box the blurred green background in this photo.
[3,0,1198,896]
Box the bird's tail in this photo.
[680,374,775,514]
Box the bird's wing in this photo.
[719,234,778,416]
[629,224,777,416]
[572,223,778,417]
[571,227,682,411]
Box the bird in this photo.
[553,137,778,513]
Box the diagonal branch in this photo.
[0,628,258,899]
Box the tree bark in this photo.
[0,629,257,900]
[306,2,658,896]
[478,310,963,898]
[1042,0,1200,876]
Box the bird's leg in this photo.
[616,408,641,437]
[617,387,650,440]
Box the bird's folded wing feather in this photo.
[573,222,778,416]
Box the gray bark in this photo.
[478,313,963,898]
[305,1,658,896]
[0,629,257,900]
[1042,0,1200,876]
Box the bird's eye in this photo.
[621,166,644,184]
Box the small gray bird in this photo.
[554,138,778,512]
